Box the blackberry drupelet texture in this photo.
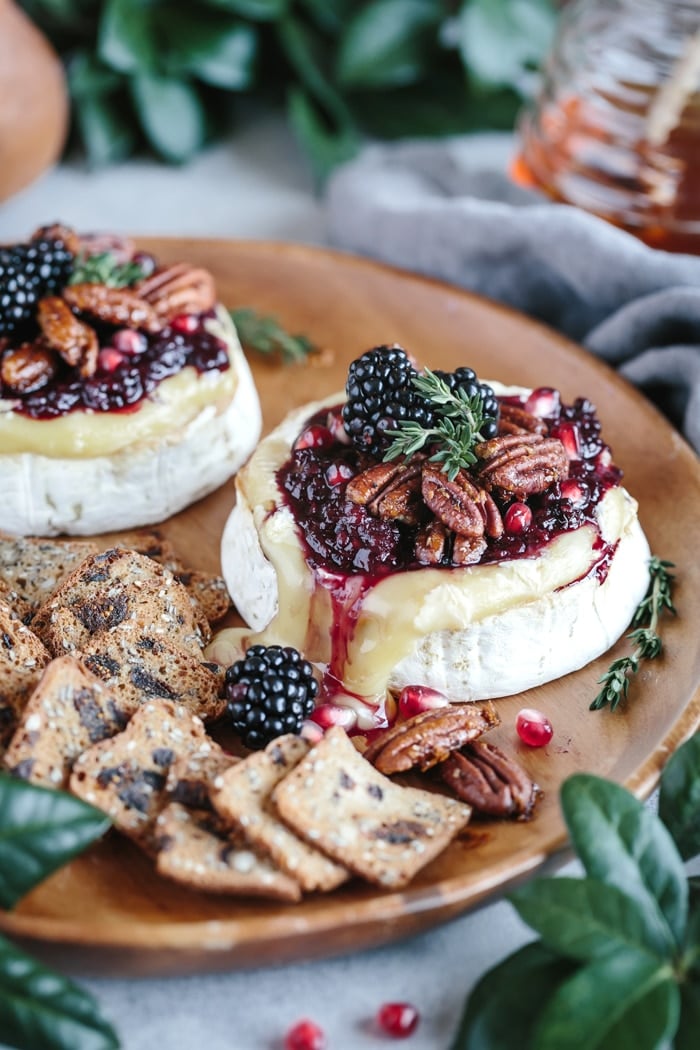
[0,236,74,338]
[225,644,319,750]
[433,367,500,439]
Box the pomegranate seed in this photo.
[560,479,586,506]
[327,410,351,445]
[595,448,613,469]
[310,702,358,730]
[171,313,199,334]
[132,250,157,276]
[300,719,325,743]
[516,708,553,747]
[98,348,127,372]
[325,462,354,487]
[112,328,147,355]
[551,422,581,460]
[377,1002,420,1038]
[398,685,449,719]
[293,425,334,451]
[284,1019,326,1050]
[525,387,560,418]
[504,502,532,534]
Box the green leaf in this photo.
[161,12,257,90]
[130,74,206,162]
[287,88,359,182]
[0,775,110,911]
[72,92,137,166]
[230,308,317,363]
[658,733,700,861]
[337,0,441,89]
[676,979,700,1050]
[450,941,574,1050]
[561,774,688,948]
[202,0,287,18]
[458,0,556,91]
[0,933,118,1050]
[532,949,678,1050]
[297,0,354,35]
[510,876,674,963]
[277,16,350,124]
[68,51,123,99]
[98,0,158,74]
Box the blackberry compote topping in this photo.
[225,644,319,750]
[0,235,74,338]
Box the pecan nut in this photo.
[347,461,424,525]
[421,466,485,539]
[364,703,500,775]
[1,342,57,393]
[37,297,98,377]
[498,403,548,436]
[137,264,216,320]
[63,283,161,333]
[414,520,449,565]
[439,741,540,819]
[477,435,569,497]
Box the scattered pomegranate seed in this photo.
[504,502,533,534]
[516,708,553,748]
[284,1019,326,1050]
[325,462,355,487]
[377,1002,420,1038]
[398,685,449,719]
[299,718,325,743]
[525,386,560,418]
[294,424,335,451]
[550,422,581,460]
[310,702,358,730]
[97,348,127,372]
[112,328,147,355]
[595,448,613,469]
[171,313,199,334]
[560,479,586,506]
[327,410,351,445]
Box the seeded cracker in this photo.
[272,727,472,889]
[3,656,135,787]
[0,533,98,613]
[81,627,225,722]
[0,599,51,754]
[0,664,42,755]
[69,698,212,850]
[211,735,349,893]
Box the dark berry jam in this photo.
[4,318,230,419]
[277,395,622,576]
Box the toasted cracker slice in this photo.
[0,580,33,623]
[81,627,225,723]
[0,664,43,754]
[154,803,301,901]
[69,698,212,847]
[3,656,135,787]
[0,534,98,613]
[211,735,349,893]
[272,726,472,889]
[0,598,50,671]
[165,743,237,811]
[32,548,207,658]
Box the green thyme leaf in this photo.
[69,252,147,288]
[230,307,317,363]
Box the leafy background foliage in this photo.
[20,0,557,176]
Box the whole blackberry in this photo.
[225,644,319,750]
[0,237,75,338]
[433,367,500,439]
[342,345,432,457]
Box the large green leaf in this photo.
[561,775,688,947]
[297,0,354,35]
[459,0,556,91]
[449,941,575,1050]
[130,74,206,162]
[98,0,158,74]
[287,88,359,182]
[676,979,700,1050]
[73,92,137,167]
[0,934,118,1050]
[337,0,441,89]
[68,50,123,98]
[532,950,678,1050]
[658,733,700,861]
[277,17,350,123]
[510,876,674,963]
[162,11,258,90]
[203,0,288,18]
[0,775,111,911]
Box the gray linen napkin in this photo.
[326,138,700,453]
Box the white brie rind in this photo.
[218,391,651,703]
[0,312,262,536]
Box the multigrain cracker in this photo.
[165,743,237,811]
[272,726,472,889]
[3,656,135,787]
[211,735,349,893]
[0,664,42,754]
[0,533,98,613]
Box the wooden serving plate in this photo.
[2,240,699,976]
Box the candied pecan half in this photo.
[421,466,486,539]
[63,283,161,333]
[414,519,449,565]
[137,264,216,320]
[439,740,541,820]
[453,534,487,565]
[477,434,569,497]
[37,297,98,377]
[498,403,548,436]
[347,461,424,525]
[1,342,57,393]
[364,703,500,775]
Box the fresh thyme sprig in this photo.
[230,308,317,364]
[590,557,676,711]
[69,251,147,288]
[383,369,489,481]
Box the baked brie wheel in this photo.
[0,225,262,535]
[215,349,650,726]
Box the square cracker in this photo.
[154,803,301,901]
[211,735,349,893]
[165,744,238,812]
[3,656,135,787]
[0,533,98,613]
[272,726,472,889]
